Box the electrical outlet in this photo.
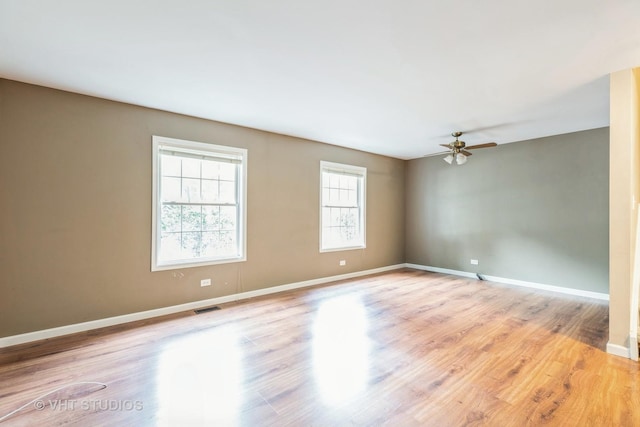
[339,260,346,266]
[470,259,479,265]
[200,278,211,287]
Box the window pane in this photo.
[343,208,357,228]
[201,179,218,203]
[201,160,220,179]
[161,177,181,202]
[182,178,201,202]
[218,231,236,255]
[348,176,357,190]
[322,207,330,226]
[329,188,339,204]
[202,206,220,231]
[219,163,236,181]
[342,226,356,242]
[219,181,236,204]
[182,158,201,178]
[201,231,217,257]
[182,206,202,232]
[219,206,237,230]
[161,205,181,232]
[329,227,341,246]
[160,232,181,261]
[161,155,181,176]
[348,189,357,205]
[330,207,341,226]
[201,231,237,257]
[181,232,201,258]
[339,189,349,204]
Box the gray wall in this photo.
[0,79,405,337]
[405,128,609,294]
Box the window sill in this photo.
[152,256,246,272]
[320,245,366,253]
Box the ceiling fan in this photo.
[438,132,497,165]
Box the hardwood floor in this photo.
[0,269,638,426]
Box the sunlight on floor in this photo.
[156,325,244,426]
[312,294,370,406]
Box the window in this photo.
[152,136,247,271]
[320,161,366,251]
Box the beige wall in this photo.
[609,68,640,349]
[0,79,405,337]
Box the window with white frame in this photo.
[152,136,247,271]
[320,161,366,251]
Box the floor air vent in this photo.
[194,306,221,314]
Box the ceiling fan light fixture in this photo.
[434,131,497,165]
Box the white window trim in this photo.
[151,135,247,271]
[319,161,366,253]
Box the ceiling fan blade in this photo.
[461,150,473,156]
[465,142,497,150]
[439,144,453,149]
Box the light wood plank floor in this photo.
[0,269,638,426]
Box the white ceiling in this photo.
[1,1,639,159]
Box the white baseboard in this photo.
[606,342,630,358]
[405,263,479,279]
[405,263,610,301]
[0,264,404,348]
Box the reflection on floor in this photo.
[313,294,369,406]
[156,326,243,426]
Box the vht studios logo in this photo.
[36,399,144,412]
